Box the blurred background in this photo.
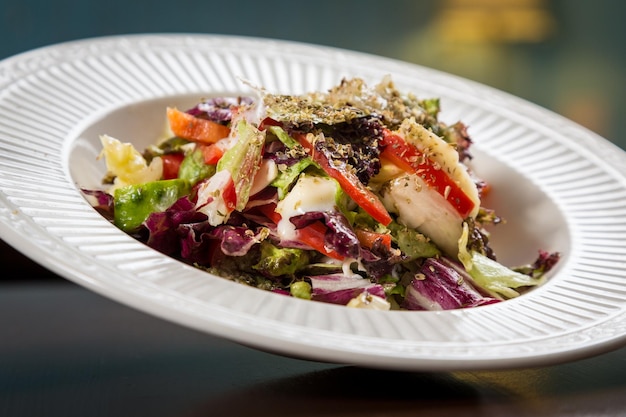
[1,0,625,281]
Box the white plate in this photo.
[2,34,626,371]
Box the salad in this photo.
[83,76,560,311]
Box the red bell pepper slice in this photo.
[296,221,345,260]
[222,174,237,212]
[255,201,343,259]
[355,228,392,251]
[167,107,231,144]
[380,129,475,218]
[258,117,282,131]
[293,133,392,226]
[256,202,282,225]
[200,143,225,165]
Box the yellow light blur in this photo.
[432,0,556,43]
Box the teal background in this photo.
[1,0,624,147]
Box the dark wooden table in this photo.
[2,240,626,417]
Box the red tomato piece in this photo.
[161,153,185,180]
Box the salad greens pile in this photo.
[84,76,560,311]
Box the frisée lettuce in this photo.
[83,76,561,311]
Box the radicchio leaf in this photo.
[145,196,207,256]
[403,257,500,311]
[308,273,387,305]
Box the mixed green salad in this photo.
[83,76,560,311]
